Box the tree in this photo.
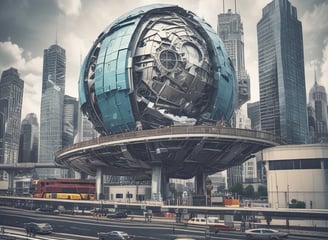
[289,199,306,208]
[205,177,213,195]
[257,185,268,198]
[229,183,244,197]
[244,185,255,198]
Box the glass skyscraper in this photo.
[62,95,78,147]
[38,81,64,179]
[18,113,39,163]
[0,68,24,181]
[257,0,308,144]
[39,43,66,179]
[42,44,66,94]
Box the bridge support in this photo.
[96,168,103,200]
[195,171,206,195]
[151,166,162,201]
[7,170,15,194]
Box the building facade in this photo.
[39,43,67,179]
[63,95,78,147]
[247,101,261,131]
[263,144,328,209]
[42,44,66,94]
[38,81,65,179]
[18,113,39,163]
[257,0,308,144]
[217,8,250,108]
[308,80,328,143]
[0,68,24,183]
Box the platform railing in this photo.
[56,125,282,157]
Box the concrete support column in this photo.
[195,172,205,196]
[96,168,103,200]
[163,175,170,202]
[7,170,15,194]
[151,166,162,201]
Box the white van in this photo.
[187,217,207,225]
[187,217,219,225]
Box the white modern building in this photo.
[262,144,328,209]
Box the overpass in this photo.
[1,196,328,222]
[0,163,68,192]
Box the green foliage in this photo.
[206,177,213,195]
[257,185,268,197]
[288,199,306,208]
[229,183,244,196]
[244,185,255,198]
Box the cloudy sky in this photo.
[0,0,327,121]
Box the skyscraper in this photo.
[42,44,66,94]
[0,68,24,181]
[308,76,328,143]
[38,81,64,179]
[218,8,250,108]
[247,101,261,131]
[62,95,78,147]
[18,113,39,163]
[218,3,251,188]
[39,43,66,179]
[257,0,308,144]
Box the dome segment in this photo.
[79,4,236,135]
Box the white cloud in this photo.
[61,32,90,99]
[57,0,81,16]
[301,2,328,34]
[0,41,42,121]
[0,41,25,69]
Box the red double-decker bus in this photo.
[31,179,96,200]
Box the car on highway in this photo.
[245,228,288,239]
[106,212,128,218]
[98,230,134,240]
[187,217,207,225]
[24,222,53,235]
[35,207,59,215]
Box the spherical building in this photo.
[57,4,279,201]
[78,4,237,135]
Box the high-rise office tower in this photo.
[18,113,39,163]
[257,0,308,144]
[218,7,250,108]
[39,43,66,179]
[63,95,78,147]
[308,75,328,143]
[38,81,64,179]
[247,101,261,130]
[218,3,251,188]
[0,68,24,181]
[75,108,98,143]
[42,44,66,94]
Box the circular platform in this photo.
[55,126,280,179]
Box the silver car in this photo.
[245,228,288,240]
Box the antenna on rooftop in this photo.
[223,0,225,13]
[55,24,58,45]
[235,0,237,13]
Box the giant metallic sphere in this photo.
[78,4,237,135]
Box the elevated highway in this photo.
[1,196,328,221]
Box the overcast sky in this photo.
[0,0,327,121]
